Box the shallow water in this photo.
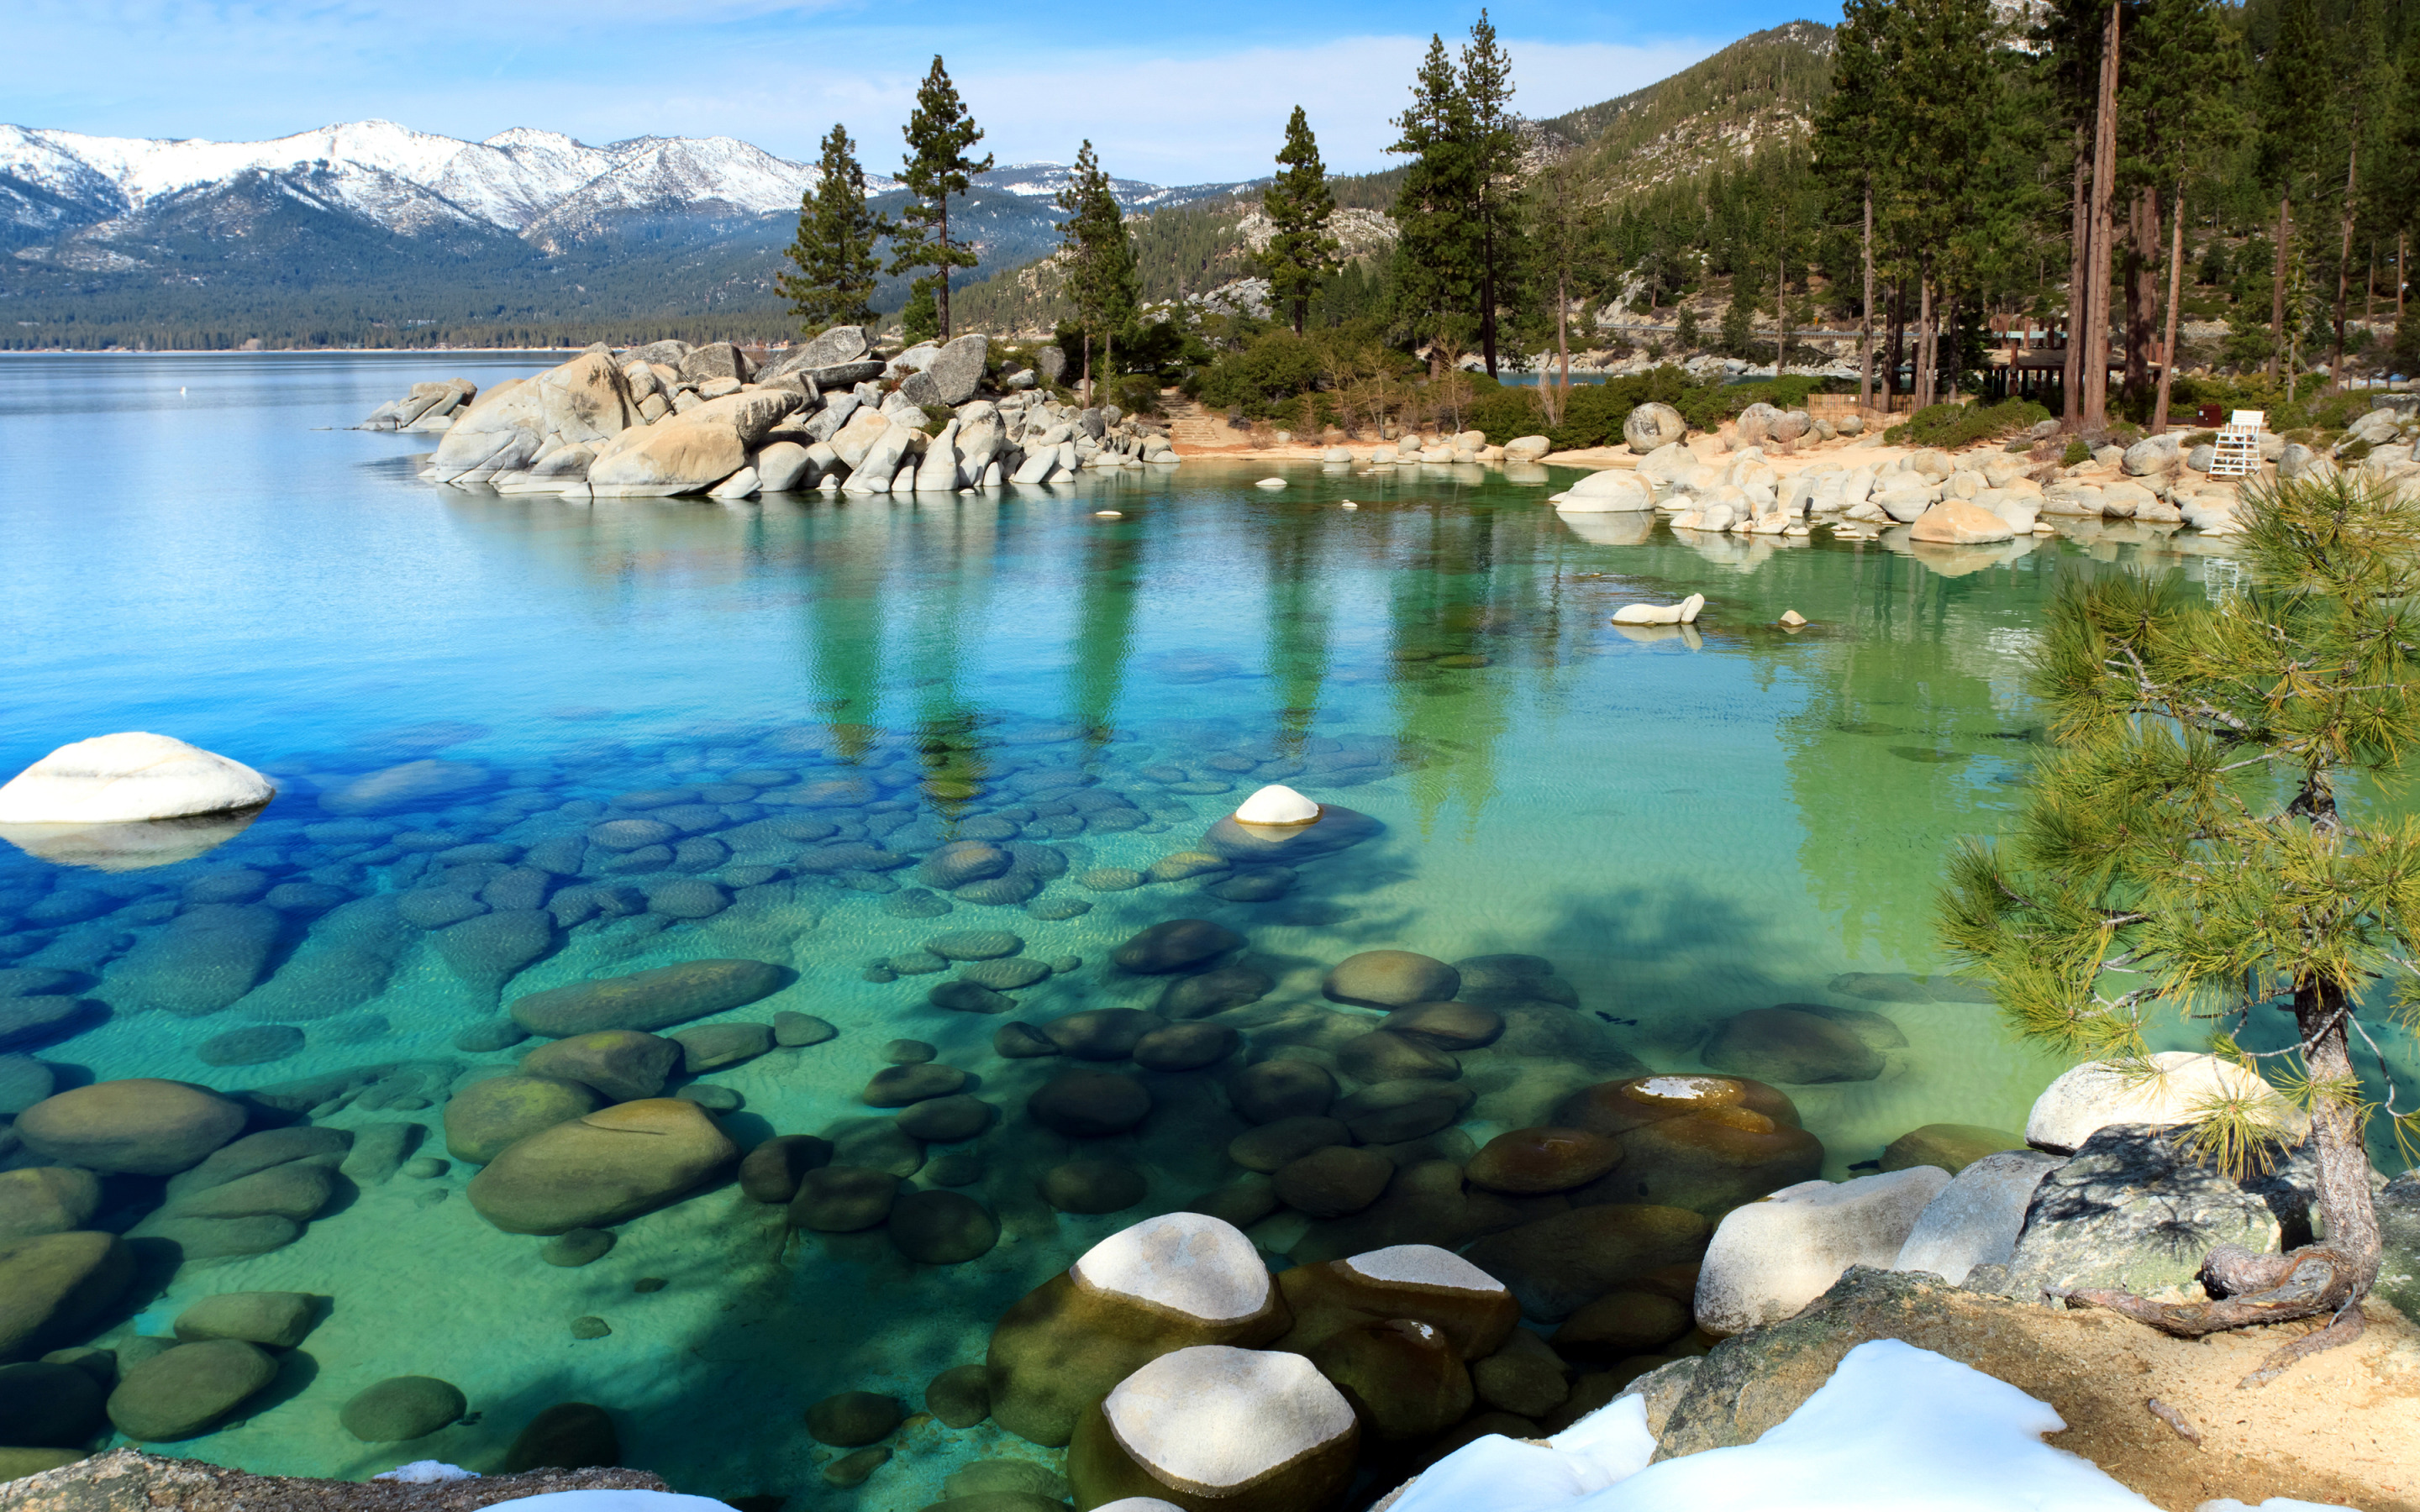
[0,354,2403,1501]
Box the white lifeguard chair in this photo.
[2209,409,2265,477]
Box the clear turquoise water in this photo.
[0,354,2396,1500]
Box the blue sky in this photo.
[16,0,1832,182]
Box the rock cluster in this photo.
[384,328,1182,500]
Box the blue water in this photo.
[0,354,2396,1499]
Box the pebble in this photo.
[569,1316,612,1339]
[541,1228,616,1267]
[773,1011,838,1047]
[401,1157,450,1179]
[883,1038,938,1064]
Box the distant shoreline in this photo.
[0,348,589,357]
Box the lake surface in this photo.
[0,354,2386,1501]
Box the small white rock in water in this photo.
[1610,593,1706,627]
[373,1462,478,1483]
[1779,609,1808,627]
[1255,477,1287,489]
[0,732,274,824]
[1340,501,1359,510]
[1094,511,1123,517]
[1234,785,1321,827]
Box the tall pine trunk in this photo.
[1481,206,1499,380]
[1555,265,1570,429]
[1860,179,1876,411]
[2065,134,2091,428]
[2153,195,2184,433]
[2333,124,2360,388]
[2125,186,2157,396]
[2270,194,2293,380]
[937,200,954,341]
[2082,0,2121,432]
[1918,277,1936,410]
[1889,283,1907,404]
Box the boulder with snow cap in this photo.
[986,1212,1288,1446]
[1271,1244,1519,1360]
[1069,1345,1357,1512]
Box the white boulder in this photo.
[1556,470,1656,512]
[1891,1150,2064,1285]
[0,733,273,824]
[1256,478,1287,489]
[1503,435,1552,463]
[1234,785,1320,827]
[1087,1345,1357,1506]
[1694,1167,1952,1336]
[2024,1051,2308,1154]
[1071,1212,1272,1323]
[1610,593,1705,626]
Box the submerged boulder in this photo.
[466,1098,739,1235]
[509,959,790,1037]
[0,1231,133,1362]
[14,1079,247,1174]
[106,1339,277,1441]
[1272,1245,1519,1360]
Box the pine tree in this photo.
[1260,108,1339,336]
[776,123,891,333]
[1390,34,1481,370]
[1056,140,1138,406]
[2258,0,2335,380]
[1813,0,1894,407]
[1460,11,1520,379]
[1939,470,2417,1384]
[893,56,994,342]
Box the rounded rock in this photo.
[1228,1116,1349,1174]
[465,1098,739,1235]
[508,959,790,1037]
[14,1079,247,1175]
[504,1401,618,1471]
[105,1339,276,1441]
[444,1074,602,1164]
[1043,1009,1165,1061]
[1308,1317,1472,1439]
[1272,1147,1393,1218]
[1701,1007,1884,1084]
[0,1167,102,1242]
[1379,1001,1504,1051]
[805,1389,902,1447]
[738,1134,834,1203]
[519,1031,681,1101]
[1581,1105,1826,1221]
[0,732,272,824]
[1231,1060,1337,1123]
[171,1291,317,1347]
[1113,920,1244,974]
[896,1095,994,1142]
[1132,1022,1239,1072]
[1323,951,1459,1009]
[1028,1069,1153,1137]
[0,1361,105,1446]
[1042,1158,1149,1215]
[1068,1346,1358,1512]
[1332,1080,1474,1143]
[1551,1290,1691,1358]
[340,1375,467,1442]
[540,1228,617,1267]
[1157,967,1275,1019]
[1336,1031,1460,1084]
[1465,1128,1624,1195]
[787,1166,899,1231]
[926,1362,992,1428]
[1550,1074,1802,1137]
[194,1025,303,1068]
[890,1189,1002,1264]
[863,1063,968,1107]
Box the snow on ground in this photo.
[1384,1341,2360,1512]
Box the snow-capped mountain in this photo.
[0,119,902,243]
[0,118,1263,348]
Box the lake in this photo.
[0,353,2358,1501]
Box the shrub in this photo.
[2062,438,2091,466]
[1192,331,1325,417]
[1885,397,2052,449]
[1108,375,1164,417]
[1465,379,1545,444]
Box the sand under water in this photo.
[2,354,2410,1507]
